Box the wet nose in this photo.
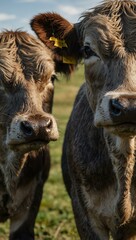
[109,98,136,123]
[20,121,34,137]
[20,117,52,140]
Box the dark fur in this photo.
[37,1,136,239]
[30,13,81,75]
[0,28,72,239]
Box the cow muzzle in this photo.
[94,93,136,136]
[6,114,59,150]
[109,97,136,123]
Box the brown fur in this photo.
[39,1,136,239]
[0,29,67,240]
[30,13,81,75]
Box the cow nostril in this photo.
[44,118,52,132]
[45,118,51,127]
[20,121,34,136]
[110,99,123,116]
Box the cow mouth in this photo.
[8,139,51,151]
[108,122,136,126]
[105,122,136,136]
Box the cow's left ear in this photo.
[30,13,82,75]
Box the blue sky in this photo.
[0,0,101,34]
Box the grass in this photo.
[0,65,84,240]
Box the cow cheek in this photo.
[85,79,101,112]
[85,63,105,111]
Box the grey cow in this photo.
[0,22,73,240]
[34,1,136,239]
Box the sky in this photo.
[0,0,101,35]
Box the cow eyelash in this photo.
[81,46,99,59]
[50,74,58,84]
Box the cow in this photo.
[33,1,136,239]
[0,23,75,239]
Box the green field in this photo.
[0,65,84,240]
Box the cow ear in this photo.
[30,13,81,76]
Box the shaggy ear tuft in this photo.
[30,13,81,76]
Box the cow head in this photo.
[80,3,136,138]
[0,29,75,163]
[33,3,136,138]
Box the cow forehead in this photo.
[0,31,54,83]
[81,1,136,55]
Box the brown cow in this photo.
[33,1,136,239]
[0,27,74,239]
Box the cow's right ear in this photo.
[30,13,82,76]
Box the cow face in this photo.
[80,12,136,137]
[0,31,59,161]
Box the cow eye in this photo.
[82,46,99,59]
[51,74,57,84]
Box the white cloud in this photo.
[18,0,54,2]
[58,5,81,15]
[19,0,37,2]
[0,13,16,21]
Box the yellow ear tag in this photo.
[49,36,68,48]
[63,56,77,65]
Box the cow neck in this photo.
[105,131,136,225]
[0,151,28,198]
